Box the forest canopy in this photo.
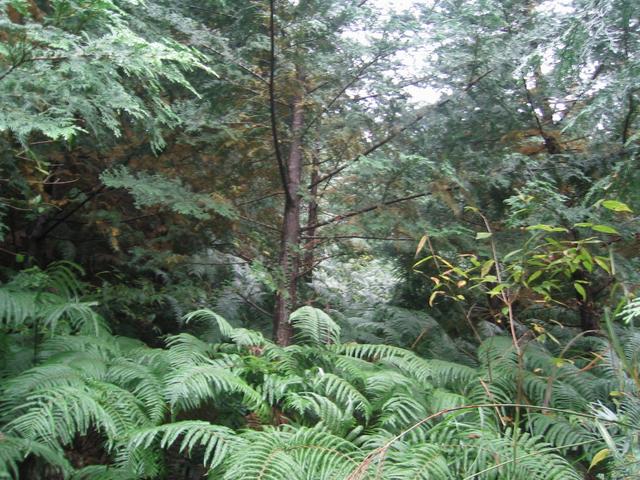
[1,0,639,478]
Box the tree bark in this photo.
[273,76,305,346]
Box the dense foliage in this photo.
[1,0,639,478]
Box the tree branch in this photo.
[303,51,390,135]
[301,234,414,241]
[308,71,492,190]
[203,45,268,84]
[235,291,272,317]
[34,185,106,241]
[302,192,429,231]
[236,191,285,207]
[238,215,281,232]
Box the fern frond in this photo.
[125,420,236,471]
[44,261,86,298]
[284,392,355,433]
[0,289,37,328]
[619,296,640,325]
[183,308,235,337]
[164,363,263,413]
[376,392,429,439]
[224,426,360,480]
[422,359,477,392]
[108,359,166,423]
[39,334,121,360]
[6,385,118,447]
[312,373,372,422]
[0,434,72,479]
[40,300,105,335]
[260,374,304,405]
[477,336,518,368]
[527,412,596,453]
[165,333,216,366]
[384,442,452,479]
[89,381,152,441]
[364,370,414,399]
[222,428,304,480]
[290,306,341,346]
[1,362,92,413]
[229,327,267,346]
[335,342,409,362]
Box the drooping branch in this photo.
[235,291,272,317]
[302,192,429,231]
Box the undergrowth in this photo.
[0,264,638,479]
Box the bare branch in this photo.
[301,235,414,241]
[236,191,285,207]
[302,192,429,231]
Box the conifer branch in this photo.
[302,192,429,231]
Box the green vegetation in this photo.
[1,0,639,478]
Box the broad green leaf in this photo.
[526,224,568,232]
[574,282,587,301]
[594,256,611,274]
[480,259,494,277]
[601,200,632,213]
[527,270,543,284]
[591,224,619,234]
[589,448,610,470]
[475,232,492,240]
[488,284,507,296]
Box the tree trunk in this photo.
[273,80,304,346]
[302,149,320,283]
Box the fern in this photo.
[0,435,72,479]
[290,306,341,346]
[312,372,372,422]
[6,385,119,448]
[223,426,360,480]
[124,421,236,471]
[163,362,264,413]
[1,300,638,478]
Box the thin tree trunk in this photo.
[302,149,320,284]
[273,76,305,346]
